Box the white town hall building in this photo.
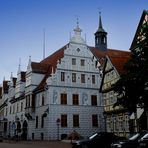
[0,16,106,140]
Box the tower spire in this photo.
[94,11,107,51]
[99,12,103,29]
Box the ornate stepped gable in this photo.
[31,44,130,93]
[30,13,131,93]
[33,45,67,93]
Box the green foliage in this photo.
[113,20,148,113]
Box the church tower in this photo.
[94,12,107,51]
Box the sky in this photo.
[0,0,147,83]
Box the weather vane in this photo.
[75,15,80,27]
[98,7,102,15]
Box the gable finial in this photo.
[69,31,72,40]
[76,15,79,28]
[97,7,103,29]
[73,15,82,34]
[27,55,31,68]
[17,58,21,74]
[85,33,87,43]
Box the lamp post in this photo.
[56,118,60,140]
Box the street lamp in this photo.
[56,118,60,140]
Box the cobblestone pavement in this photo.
[0,140,72,148]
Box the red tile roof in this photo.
[90,47,130,58]
[90,47,131,74]
[109,55,131,74]
[31,62,49,74]
[33,65,52,93]
[40,44,66,66]
[33,44,67,93]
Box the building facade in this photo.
[1,11,145,140]
[0,20,105,140]
[100,54,130,137]
[129,10,148,132]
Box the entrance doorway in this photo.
[22,120,28,140]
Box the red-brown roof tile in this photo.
[90,47,130,58]
[40,44,66,66]
[90,47,131,74]
[31,62,49,74]
[33,65,52,93]
[33,44,67,93]
[109,55,131,74]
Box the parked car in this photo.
[111,132,147,148]
[72,132,125,148]
[138,133,148,148]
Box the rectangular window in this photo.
[41,115,44,128]
[61,114,67,127]
[92,75,95,84]
[81,74,85,83]
[28,95,30,107]
[9,106,11,114]
[73,114,79,127]
[17,103,19,112]
[61,72,65,81]
[73,94,79,105]
[21,102,23,112]
[81,59,85,66]
[36,116,38,128]
[5,108,8,116]
[13,105,15,114]
[72,73,76,82]
[92,114,98,127]
[26,95,31,107]
[61,93,67,105]
[91,95,97,106]
[72,58,76,65]
[42,94,45,106]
